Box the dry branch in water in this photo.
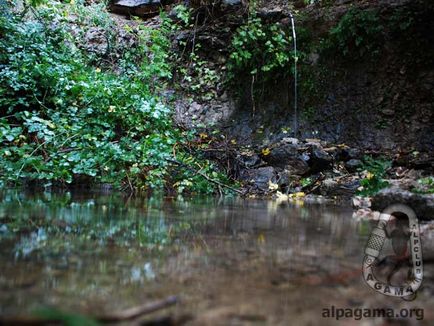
[0,296,178,325]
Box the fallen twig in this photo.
[96,295,178,323]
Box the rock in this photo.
[263,144,298,168]
[371,187,434,221]
[257,7,284,20]
[261,143,310,175]
[115,0,160,5]
[345,148,361,160]
[320,178,359,197]
[352,208,381,220]
[352,195,371,209]
[345,159,362,172]
[109,0,170,17]
[307,145,333,173]
[305,138,322,146]
[237,153,261,168]
[285,160,310,176]
[222,0,241,5]
[281,137,300,145]
[240,167,276,191]
[276,169,297,190]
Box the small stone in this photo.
[345,159,362,172]
[238,154,261,168]
[222,0,241,5]
[381,108,395,116]
[281,137,299,145]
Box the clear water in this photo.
[0,189,433,325]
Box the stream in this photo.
[1,190,434,325]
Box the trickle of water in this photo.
[288,11,298,135]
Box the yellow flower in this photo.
[199,133,208,139]
[367,172,374,180]
[95,67,101,73]
[262,148,271,156]
[108,105,116,113]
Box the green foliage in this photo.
[413,177,434,194]
[172,154,233,195]
[300,177,312,187]
[228,13,293,83]
[322,9,383,61]
[169,5,222,101]
[177,44,221,101]
[357,156,391,196]
[0,2,234,194]
[173,3,192,26]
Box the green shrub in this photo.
[228,12,294,86]
[0,2,234,194]
[413,177,434,194]
[322,9,384,61]
[357,156,391,196]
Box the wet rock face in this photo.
[174,98,235,128]
[372,188,434,221]
[192,0,433,153]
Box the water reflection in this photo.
[0,190,433,324]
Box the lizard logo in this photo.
[362,204,423,300]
